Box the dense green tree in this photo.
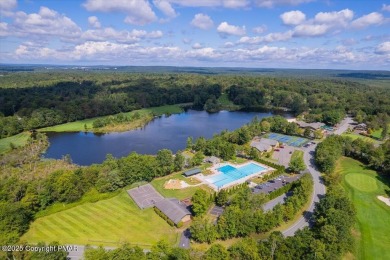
[216,190,228,206]
[289,154,306,173]
[174,152,186,171]
[156,149,174,175]
[204,244,229,260]
[192,189,211,216]
[190,151,204,167]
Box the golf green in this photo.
[337,157,390,260]
[344,173,378,192]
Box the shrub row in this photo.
[267,181,295,200]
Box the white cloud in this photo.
[182,38,192,44]
[192,43,203,49]
[0,0,16,14]
[375,41,390,54]
[191,13,214,30]
[88,16,101,28]
[382,4,390,12]
[222,0,250,8]
[81,28,163,43]
[163,0,249,8]
[83,0,157,25]
[224,42,235,48]
[351,12,384,29]
[217,22,246,37]
[239,31,292,44]
[255,0,314,8]
[0,22,9,37]
[314,9,354,27]
[187,47,220,60]
[280,10,306,25]
[293,24,329,36]
[11,7,82,39]
[253,25,267,34]
[153,0,177,18]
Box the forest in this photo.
[1,72,390,138]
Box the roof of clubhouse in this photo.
[250,138,279,152]
[154,198,191,224]
[295,121,325,130]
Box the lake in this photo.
[44,110,289,165]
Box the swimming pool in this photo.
[205,162,267,188]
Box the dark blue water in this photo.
[44,110,286,165]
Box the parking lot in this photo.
[272,145,295,167]
[251,174,301,194]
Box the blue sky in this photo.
[0,0,389,69]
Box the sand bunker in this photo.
[164,179,189,190]
[377,196,390,206]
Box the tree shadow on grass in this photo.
[375,174,390,195]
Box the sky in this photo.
[0,0,389,69]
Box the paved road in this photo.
[282,117,352,236]
[179,229,191,249]
[262,192,292,212]
[282,144,326,236]
[333,116,354,135]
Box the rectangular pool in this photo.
[205,162,267,189]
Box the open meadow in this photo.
[337,157,390,260]
[21,190,178,247]
[38,105,183,133]
[0,132,30,154]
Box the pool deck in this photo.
[194,161,274,191]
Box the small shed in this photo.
[204,156,221,165]
[183,168,201,177]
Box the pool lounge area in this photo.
[199,161,273,190]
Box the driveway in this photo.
[282,117,351,236]
[282,144,326,236]
[179,229,191,249]
[262,191,293,211]
[333,116,354,135]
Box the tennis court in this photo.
[127,184,164,209]
[267,133,309,147]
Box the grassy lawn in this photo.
[39,105,183,133]
[151,171,213,200]
[217,93,241,110]
[337,157,390,260]
[370,126,390,140]
[342,133,376,143]
[291,150,304,161]
[229,157,247,164]
[0,132,30,154]
[21,190,178,247]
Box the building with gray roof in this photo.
[250,138,279,152]
[154,198,191,225]
[295,121,325,130]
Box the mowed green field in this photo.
[21,190,177,247]
[342,133,376,143]
[38,105,183,132]
[337,157,390,260]
[0,132,30,154]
